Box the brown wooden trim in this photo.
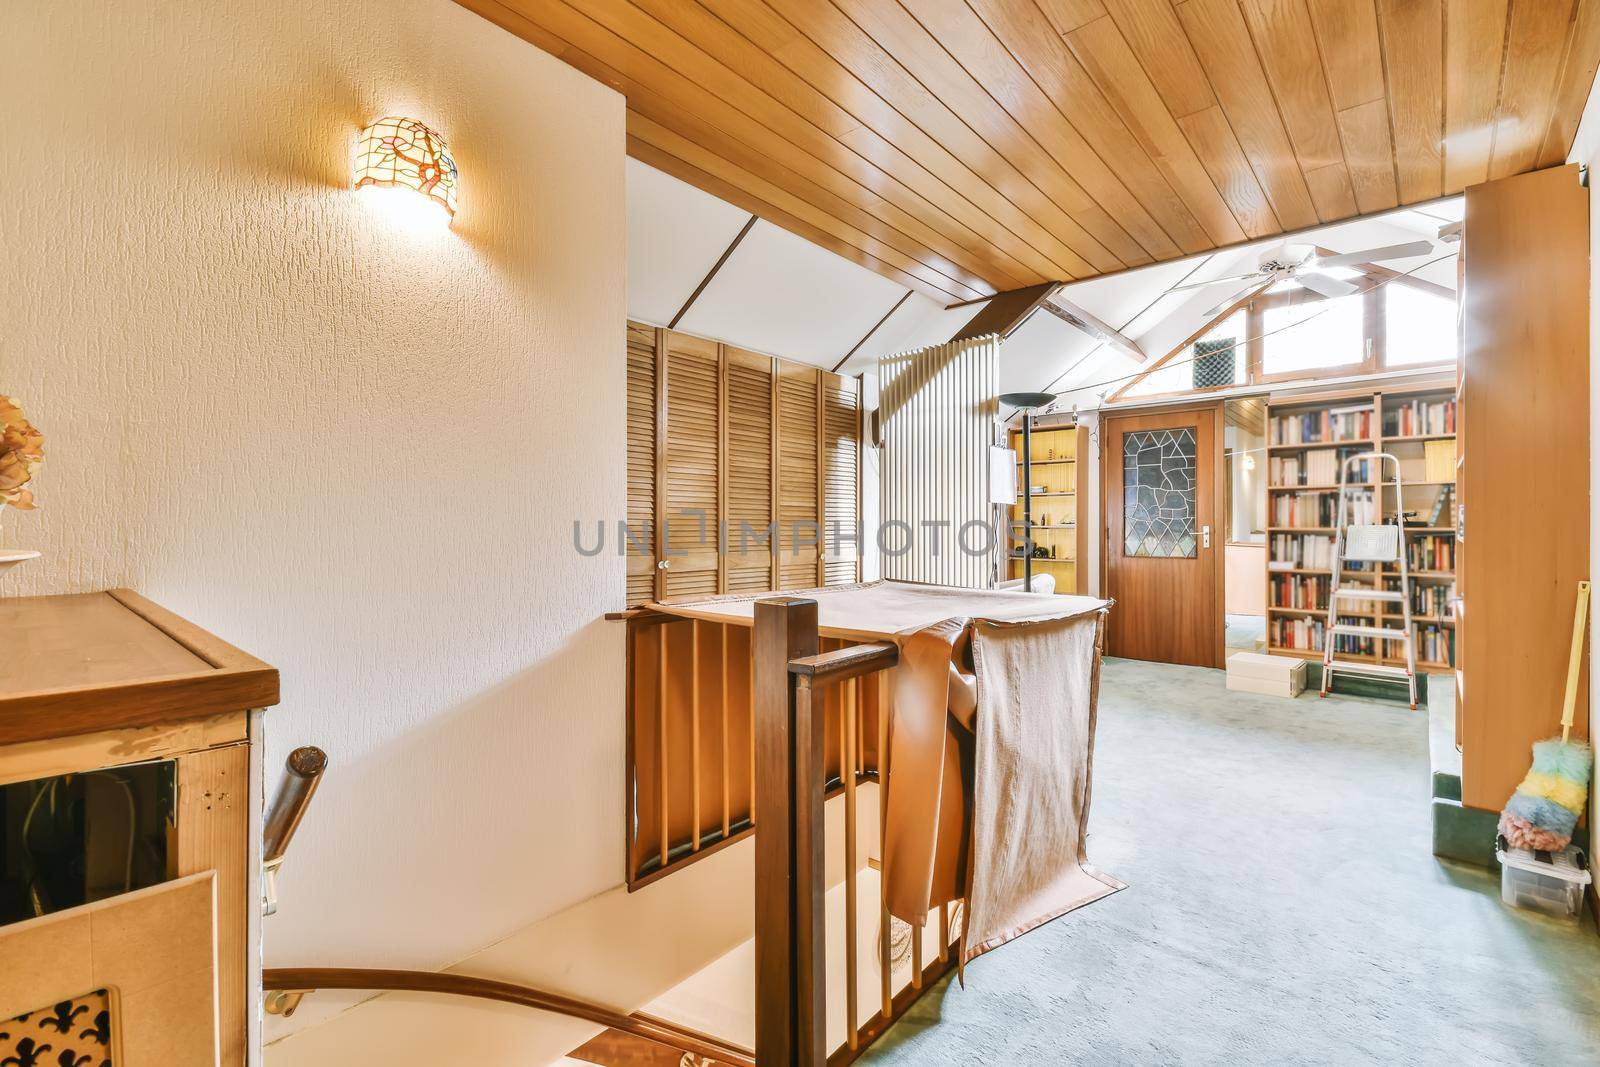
[669,215,757,330]
[262,968,754,1067]
[787,643,898,683]
[0,669,278,747]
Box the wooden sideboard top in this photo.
[1,588,279,745]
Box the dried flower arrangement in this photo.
[0,396,44,511]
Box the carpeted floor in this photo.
[860,658,1600,1065]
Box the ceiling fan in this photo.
[1171,239,1435,317]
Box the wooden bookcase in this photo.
[1008,421,1089,595]
[1264,382,1457,673]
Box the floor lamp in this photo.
[1000,391,1058,591]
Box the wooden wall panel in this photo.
[1459,165,1590,810]
[663,332,721,599]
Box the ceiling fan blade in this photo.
[1297,271,1359,299]
[1168,271,1264,294]
[1313,240,1434,268]
[1202,283,1265,319]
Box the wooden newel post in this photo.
[753,597,825,1066]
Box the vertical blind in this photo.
[879,336,1000,589]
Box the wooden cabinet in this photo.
[625,321,863,606]
[1458,164,1591,811]
[0,590,278,1066]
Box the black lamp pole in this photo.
[999,392,1058,591]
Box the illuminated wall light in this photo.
[354,116,459,223]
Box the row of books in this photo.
[1383,398,1456,437]
[1406,581,1455,617]
[1268,449,1374,486]
[1268,532,1334,570]
[1270,573,1329,610]
[1270,404,1374,445]
[1408,535,1456,571]
[1271,489,1375,528]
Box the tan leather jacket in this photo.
[881,617,978,927]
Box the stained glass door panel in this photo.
[1123,428,1197,557]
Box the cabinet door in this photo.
[0,871,219,1066]
[663,331,723,599]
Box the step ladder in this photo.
[1320,452,1417,708]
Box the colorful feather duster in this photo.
[1499,582,1593,853]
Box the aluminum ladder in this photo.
[1319,451,1417,708]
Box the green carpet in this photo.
[859,658,1600,1065]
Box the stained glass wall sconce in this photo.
[353,116,459,221]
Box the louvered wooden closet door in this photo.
[776,363,821,589]
[625,321,658,607]
[663,331,720,598]
[725,347,773,592]
[822,372,861,586]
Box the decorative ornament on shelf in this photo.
[0,395,43,575]
[354,116,459,220]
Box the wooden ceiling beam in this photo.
[950,282,1062,343]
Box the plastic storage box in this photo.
[1495,838,1591,922]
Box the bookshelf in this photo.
[1008,421,1088,595]
[1264,383,1458,673]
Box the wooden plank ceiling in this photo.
[458,0,1600,304]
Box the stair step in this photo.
[1330,624,1410,640]
[1332,588,1404,602]
[1325,659,1412,678]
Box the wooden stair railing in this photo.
[262,967,755,1067]
[754,596,942,1066]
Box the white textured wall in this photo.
[1,0,625,1042]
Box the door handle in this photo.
[1202,525,1211,549]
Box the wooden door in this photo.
[775,363,821,589]
[1103,405,1224,667]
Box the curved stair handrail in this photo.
[262,967,754,1067]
